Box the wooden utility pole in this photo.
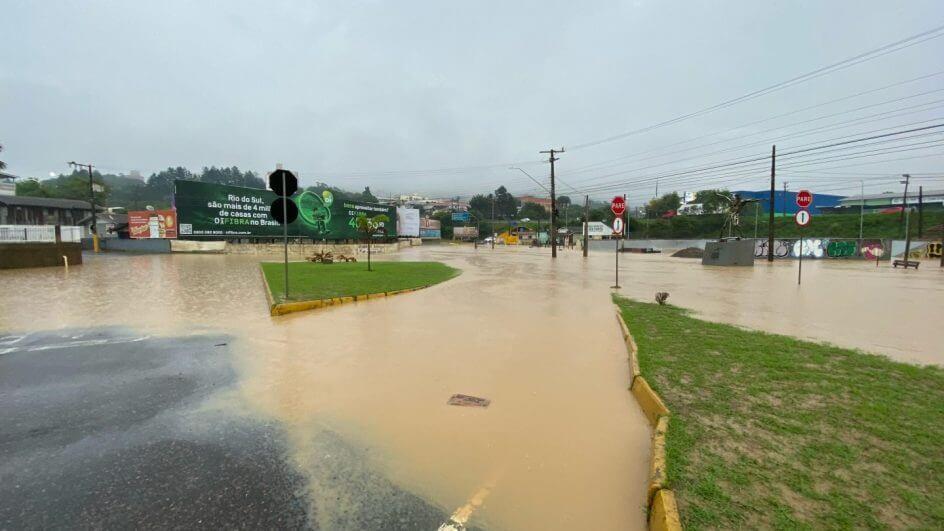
[583,195,589,257]
[540,147,564,258]
[899,173,910,230]
[918,186,924,238]
[767,145,776,262]
[69,161,99,253]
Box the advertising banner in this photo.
[420,228,441,239]
[174,180,396,239]
[453,226,479,239]
[396,207,420,237]
[129,209,178,239]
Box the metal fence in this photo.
[0,225,85,243]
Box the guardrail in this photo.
[0,225,84,243]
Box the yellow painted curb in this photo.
[632,376,670,427]
[650,489,683,531]
[648,416,669,504]
[264,280,436,317]
[615,302,683,530]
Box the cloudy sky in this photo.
[2,0,943,202]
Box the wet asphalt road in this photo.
[0,329,453,530]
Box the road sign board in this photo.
[612,217,624,234]
[611,196,626,216]
[270,197,299,224]
[269,169,298,197]
[795,209,811,227]
[796,189,813,208]
[452,211,470,222]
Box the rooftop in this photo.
[0,195,93,210]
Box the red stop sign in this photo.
[796,189,813,208]
[611,196,626,216]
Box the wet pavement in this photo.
[1,244,939,529]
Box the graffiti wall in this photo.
[753,238,889,260]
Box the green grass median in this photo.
[261,261,459,303]
[613,296,944,530]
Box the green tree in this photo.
[431,210,454,239]
[557,195,571,207]
[648,192,681,217]
[147,167,194,206]
[355,213,390,271]
[518,201,548,220]
[468,194,492,219]
[15,178,49,197]
[0,143,6,170]
[493,186,518,219]
[358,186,377,202]
[693,189,730,214]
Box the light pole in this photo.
[69,161,99,252]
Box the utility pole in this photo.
[767,145,776,262]
[491,194,495,249]
[583,195,589,258]
[540,147,564,258]
[782,181,788,217]
[901,174,912,264]
[918,186,924,238]
[858,180,865,247]
[899,173,910,230]
[69,161,99,253]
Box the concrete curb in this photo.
[258,264,434,316]
[615,307,683,531]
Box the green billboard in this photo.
[174,180,396,239]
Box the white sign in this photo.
[612,217,624,234]
[795,209,811,227]
[396,207,420,237]
[584,221,608,236]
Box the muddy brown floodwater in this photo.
[2,244,939,529]
[0,248,652,530]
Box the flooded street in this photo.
[2,244,940,529]
[0,247,651,530]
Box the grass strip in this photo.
[613,295,944,530]
[262,261,459,303]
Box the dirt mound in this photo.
[671,247,704,258]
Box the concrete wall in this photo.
[0,242,82,269]
[221,241,401,257]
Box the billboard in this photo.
[453,226,479,239]
[174,180,396,239]
[129,209,178,239]
[396,207,420,237]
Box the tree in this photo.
[648,192,681,217]
[519,202,548,220]
[147,167,193,206]
[493,186,518,219]
[0,143,6,170]
[468,194,492,219]
[359,186,377,202]
[693,189,730,214]
[557,195,571,206]
[15,179,48,197]
[431,210,454,239]
[355,213,390,271]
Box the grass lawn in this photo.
[261,261,459,303]
[613,296,944,530]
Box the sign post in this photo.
[611,196,626,289]
[269,167,299,300]
[795,199,812,285]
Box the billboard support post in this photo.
[282,171,289,300]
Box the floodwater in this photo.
[2,244,939,529]
[0,247,651,530]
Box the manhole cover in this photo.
[447,394,490,408]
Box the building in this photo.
[518,195,552,212]
[734,190,845,215]
[832,189,944,213]
[0,171,16,196]
[0,195,93,226]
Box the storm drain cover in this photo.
[447,394,490,408]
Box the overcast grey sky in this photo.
[2,0,943,201]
